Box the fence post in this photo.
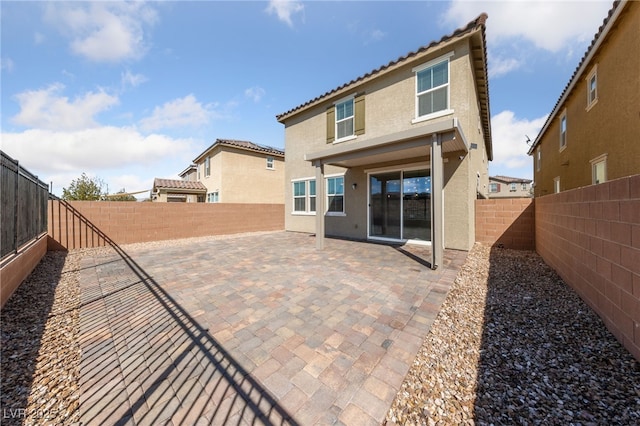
[13,160,19,255]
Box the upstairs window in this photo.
[510,183,517,192]
[266,156,274,170]
[336,98,354,140]
[560,111,567,150]
[414,52,453,121]
[489,183,499,193]
[521,183,528,191]
[205,156,211,177]
[587,65,598,109]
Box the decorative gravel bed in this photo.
[2,240,639,426]
[386,243,640,425]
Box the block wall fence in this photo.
[47,200,285,250]
[0,236,47,308]
[535,175,640,361]
[475,198,535,250]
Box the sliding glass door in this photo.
[369,169,431,242]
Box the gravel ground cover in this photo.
[2,238,639,426]
[386,243,640,425]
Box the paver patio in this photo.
[77,231,467,425]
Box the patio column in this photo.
[430,133,443,269]
[314,161,325,249]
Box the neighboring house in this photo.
[528,0,639,196]
[488,175,532,198]
[192,139,285,204]
[276,14,492,267]
[152,178,207,203]
[179,164,198,182]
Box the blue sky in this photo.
[1,0,613,198]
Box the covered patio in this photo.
[76,231,467,425]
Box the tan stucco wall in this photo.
[533,2,640,196]
[283,36,489,250]
[196,147,284,204]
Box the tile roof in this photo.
[528,0,627,154]
[193,139,284,163]
[153,178,207,192]
[490,175,532,184]
[275,13,489,123]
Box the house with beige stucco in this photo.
[488,175,532,198]
[151,178,207,203]
[528,0,639,196]
[192,139,285,204]
[276,14,492,268]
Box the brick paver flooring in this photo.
[77,232,467,425]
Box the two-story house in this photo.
[192,139,285,203]
[527,0,639,196]
[277,14,492,268]
[488,175,532,198]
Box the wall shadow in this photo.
[59,199,299,425]
[472,246,640,424]
[0,250,67,426]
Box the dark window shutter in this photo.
[355,93,365,135]
[326,106,335,143]
[497,183,501,191]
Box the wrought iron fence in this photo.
[1,150,49,260]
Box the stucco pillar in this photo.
[315,161,325,249]
[430,134,443,269]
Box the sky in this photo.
[1,0,614,199]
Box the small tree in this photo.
[62,173,105,201]
[108,189,137,202]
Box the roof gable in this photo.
[193,139,284,163]
[153,178,207,192]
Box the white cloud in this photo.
[44,2,158,63]
[109,174,155,196]
[139,95,215,132]
[12,83,119,131]
[244,86,266,103]
[121,70,148,89]
[490,56,523,78]
[490,110,548,170]
[266,0,304,28]
[34,32,45,45]
[1,127,194,176]
[1,57,14,72]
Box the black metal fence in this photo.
[1,150,49,260]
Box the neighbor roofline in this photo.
[193,139,285,163]
[528,0,627,155]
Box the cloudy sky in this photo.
[1,0,613,198]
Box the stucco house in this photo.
[179,164,198,182]
[192,139,285,203]
[527,0,639,196]
[151,178,207,203]
[488,175,532,198]
[276,14,492,268]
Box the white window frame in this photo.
[521,182,528,191]
[292,178,316,215]
[586,65,598,111]
[412,51,455,123]
[489,183,499,193]
[590,153,607,185]
[207,191,219,203]
[326,174,345,216]
[510,183,517,192]
[559,110,567,151]
[334,96,356,143]
[204,156,211,177]
[554,177,561,194]
[266,156,275,170]
[536,147,541,172]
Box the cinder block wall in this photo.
[0,236,48,308]
[535,175,640,361]
[48,201,284,250]
[475,198,535,250]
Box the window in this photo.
[587,65,598,109]
[207,192,219,203]
[489,183,499,193]
[327,176,344,214]
[560,111,567,150]
[554,177,561,194]
[335,98,354,140]
[205,156,211,177]
[510,183,517,192]
[536,148,541,172]
[292,179,316,214]
[266,156,274,170]
[414,52,453,120]
[591,154,607,184]
[521,183,528,191]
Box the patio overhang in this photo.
[305,118,469,168]
[309,118,469,270]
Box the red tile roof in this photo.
[153,178,207,192]
[490,175,532,184]
[193,139,284,163]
